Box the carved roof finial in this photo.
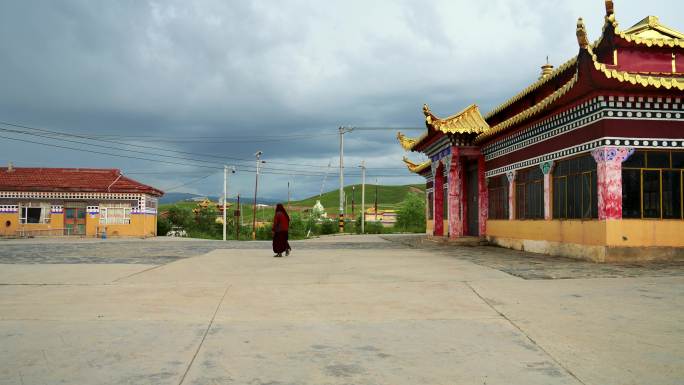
[576,17,589,49]
[605,0,614,16]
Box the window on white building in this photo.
[100,204,132,225]
[19,202,51,224]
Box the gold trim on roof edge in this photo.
[594,62,684,90]
[483,57,578,121]
[402,157,431,174]
[475,73,579,144]
[424,104,490,135]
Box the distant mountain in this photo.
[159,192,279,205]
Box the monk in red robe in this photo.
[272,203,291,257]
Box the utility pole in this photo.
[222,166,236,241]
[252,151,263,240]
[287,181,291,211]
[359,161,366,234]
[375,178,379,222]
[351,185,355,217]
[236,194,240,240]
[338,126,354,232]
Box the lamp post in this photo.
[252,151,264,240]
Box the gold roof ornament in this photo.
[423,104,490,135]
[576,18,590,49]
[539,57,554,79]
[605,0,614,17]
[402,156,432,174]
[396,132,418,151]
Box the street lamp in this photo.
[252,151,265,240]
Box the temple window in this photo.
[515,167,544,219]
[487,175,509,219]
[622,150,684,219]
[553,155,598,219]
[100,203,132,225]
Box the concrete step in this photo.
[425,235,488,247]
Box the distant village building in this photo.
[399,2,684,262]
[0,167,163,237]
[365,207,397,227]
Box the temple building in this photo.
[0,166,163,237]
[398,1,684,262]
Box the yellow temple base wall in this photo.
[487,219,684,262]
[426,220,434,234]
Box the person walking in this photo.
[272,203,291,257]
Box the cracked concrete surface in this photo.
[0,235,682,384]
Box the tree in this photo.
[396,193,426,232]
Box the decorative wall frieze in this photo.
[483,95,683,162]
[485,137,684,178]
[0,205,18,213]
[50,205,63,214]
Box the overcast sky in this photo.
[0,0,679,201]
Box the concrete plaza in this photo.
[0,235,682,385]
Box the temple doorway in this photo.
[466,162,479,236]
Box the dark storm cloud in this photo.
[0,0,680,199]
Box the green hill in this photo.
[290,184,425,213]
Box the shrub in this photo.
[396,193,426,233]
[157,216,172,236]
[319,219,337,235]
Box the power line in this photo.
[162,172,220,192]
[1,133,417,180]
[0,120,412,171]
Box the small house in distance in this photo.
[0,166,163,237]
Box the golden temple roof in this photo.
[402,156,431,174]
[423,104,490,135]
[476,1,684,144]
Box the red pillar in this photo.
[448,148,463,239]
[478,154,488,237]
[591,146,634,219]
[433,162,445,236]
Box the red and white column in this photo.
[506,171,516,220]
[433,162,445,236]
[478,154,488,236]
[448,147,463,238]
[591,146,634,220]
[540,161,554,220]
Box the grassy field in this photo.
[159,184,425,223]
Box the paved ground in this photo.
[0,235,682,384]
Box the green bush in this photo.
[256,224,273,240]
[354,214,384,234]
[166,206,194,230]
[319,219,337,235]
[396,193,426,233]
[157,216,172,236]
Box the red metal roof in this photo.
[0,168,164,197]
